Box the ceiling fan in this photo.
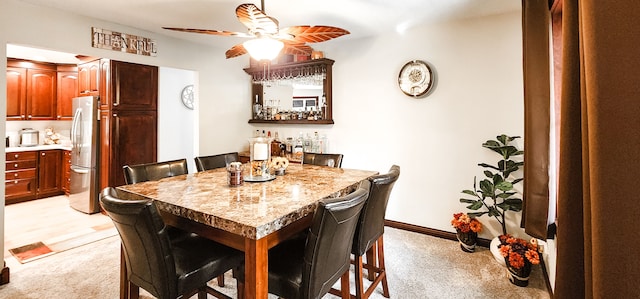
[163,1,350,60]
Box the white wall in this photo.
[253,11,526,240]
[0,0,527,260]
[158,67,198,172]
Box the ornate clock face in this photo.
[398,60,434,98]
[181,85,194,110]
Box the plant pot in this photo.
[505,259,532,287]
[455,229,477,253]
[490,236,507,266]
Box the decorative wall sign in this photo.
[92,27,157,57]
[181,85,195,110]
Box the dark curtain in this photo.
[555,0,640,297]
[521,0,551,240]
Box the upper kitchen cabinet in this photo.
[6,66,27,121]
[78,59,100,96]
[56,65,78,120]
[6,59,58,120]
[109,61,158,110]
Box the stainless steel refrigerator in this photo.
[69,96,101,214]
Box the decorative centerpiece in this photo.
[247,137,275,182]
[498,234,540,287]
[270,157,289,175]
[451,213,482,252]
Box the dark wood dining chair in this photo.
[235,180,371,299]
[99,187,244,299]
[332,165,400,299]
[122,158,188,184]
[302,152,344,168]
[122,158,228,287]
[194,152,239,172]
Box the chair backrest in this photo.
[352,165,400,256]
[302,152,344,168]
[302,180,369,299]
[99,187,178,299]
[122,159,188,184]
[194,152,239,172]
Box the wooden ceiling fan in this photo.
[163,1,350,59]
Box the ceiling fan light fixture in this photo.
[243,37,284,61]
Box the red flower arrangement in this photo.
[451,213,483,233]
[498,234,540,270]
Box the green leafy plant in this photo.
[460,134,524,236]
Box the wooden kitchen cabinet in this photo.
[27,68,57,120]
[62,150,71,195]
[37,150,63,198]
[6,59,58,120]
[5,151,38,204]
[78,59,100,96]
[6,66,27,121]
[56,66,78,120]
[100,60,158,189]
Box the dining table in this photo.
[115,163,378,299]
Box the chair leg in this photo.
[198,287,208,299]
[355,255,365,299]
[377,236,390,298]
[129,281,139,299]
[217,274,225,287]
[237,280,244,299]
[365,246,377,281]
[341,270,351,299]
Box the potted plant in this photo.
[498,234,540,287]
[451,212,483,252]
[459,134,524,263]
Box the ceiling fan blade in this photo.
[236,3,279,35]
[282,42,314,56]
[225,43,248,59]
[163,27,254,38]
[279,26,350,43]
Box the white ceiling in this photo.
[10,0,520,61]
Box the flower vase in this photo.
[505,259,532,287]
[455,229,477,253]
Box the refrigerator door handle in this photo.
[70,165,90,174]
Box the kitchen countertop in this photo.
[5,144,73,153]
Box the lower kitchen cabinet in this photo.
[5,151,38,204]
[5,149,65,204]
[38,150,63,198]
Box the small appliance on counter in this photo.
[19,128,39,146]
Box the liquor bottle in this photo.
[293,133,304,159]
[253,95,262,119]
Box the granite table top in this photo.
[115,164,378,240]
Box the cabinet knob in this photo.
[14,180,18,184]
[41,152,46,156]
[28,115,32,119]
[14,173,18,177]
[21,115,25,119]
[113,103,119,107]
[57,115,61,119]
[14,163,18,168]
[14,154,19,158]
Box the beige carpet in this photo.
[0,227,550,298]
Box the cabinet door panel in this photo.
[57,71,78,120]
[26,69,57,120]
[111,61,157,110]
[109,110,157,187]
[5,179,37,204]
[6,67,27,120]
[38,150,62,197]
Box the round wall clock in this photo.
[181,85,195,110]
[398,60,434,98]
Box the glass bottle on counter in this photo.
[293,133,304,159]
[253,95,262,119]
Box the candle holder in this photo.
[246,137,275,182]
